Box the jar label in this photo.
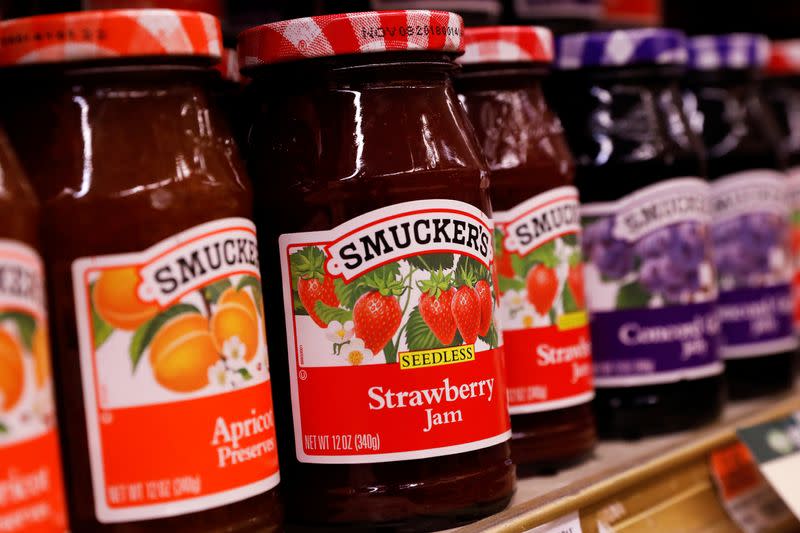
[493,186,593,414]
[788,166,800,330]
[279,200,511,464]
[710,170,798,359]
[581,178,722,387]
[71,218,279,524]
[0,240,68,532]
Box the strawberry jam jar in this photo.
[0,10,281,532]
[455,26,596,473]
[239,10,515,530]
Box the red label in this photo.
[494,187,594,413]
[0,432,68,533]
[279,200,511,463]
[0,240,68,532]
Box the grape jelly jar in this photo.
[455,26,596,472]
[551,29,725,438]
[239,10,515,530]
[685,34,797,399]
[765,40,800,339]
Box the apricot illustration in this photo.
[32,325,51,389]
[211,288,260,362]
[149,313,218,393]
[0,329,24,411]
[94,267,159,330]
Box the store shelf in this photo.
[457,390,800,533]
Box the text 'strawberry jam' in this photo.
[765,40,800,336]
[455,26,595,473]
[239,10,515,530]
[685,34,798,399]
[551,28,725,438]
[0,9,282,532]
[0,134,69,533]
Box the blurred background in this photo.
[3,1,800,44]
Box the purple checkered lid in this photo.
[687,34,769,71]
[555,28,688,70]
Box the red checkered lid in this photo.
[460,26,553,64]
[238,10,464,68]
[767,40,800,75]
[0,9,221,66]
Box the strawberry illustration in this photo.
[451,285,481,344]
[297,276,339,327]
[526,264,559,315]
[352,271,404,354]
[496,252,515,279]
[567,264,586,309]
[418,270,457,345]
[474,279,493,336]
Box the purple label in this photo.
[717,284,796,358]
[581,178,723,387]
[710,170,798,358]
[591,303,721,386]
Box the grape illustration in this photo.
[711,213,785,284]
[635,222,708,303]
[582,217,633,279]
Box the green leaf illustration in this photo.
[562,234,579,247]
[479,323,499,349]
[290,246,326,286]
[406,253,454,271]
[86,282,113,349]
[314,301,353,325]
[203,278,233,305]
[383,339,398,364]
[334,278,368,310]
[236,275,264,317]
[562,283,579,313]
[237,368,253,380]
[293,291,309,316]
[455,255,490,284]
[0,311,36,351]
[405,306,445,351]
[526,240,559,269]
[616,281,651,310]
[498,275,526,293]
[129,303,200,372]
[0,422,6,434]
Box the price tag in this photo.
[526,512,583,533]
[736,413,800,521]
[710,442,794,533]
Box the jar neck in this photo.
[1,65,236,200]
[454,63,549,92]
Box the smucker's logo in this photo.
[499,188,581,257]
[710,171,788,222]
[0,257,45,310]
[325,204,493,281]
[137,223,260,306]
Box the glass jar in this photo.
[240,10,515,530]
[684,34,797,400]
[0,132,69,532]
[764,40,800,340]
[455,26,595,473]
[0,10,282,532]
[550,29,725,438]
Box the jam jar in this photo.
[0,132,69,532]
[0,10,282,531]
[765,40,800,339]
[550,29,724,438]
[685,34,797,399]
[455,26,596,472]
[240,10,515,530]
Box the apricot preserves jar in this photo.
[455,26,595,472]
[0,9,281,532]
[0,133,69,532]
[239,10,515,531]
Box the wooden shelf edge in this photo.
[457,392,800,533]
